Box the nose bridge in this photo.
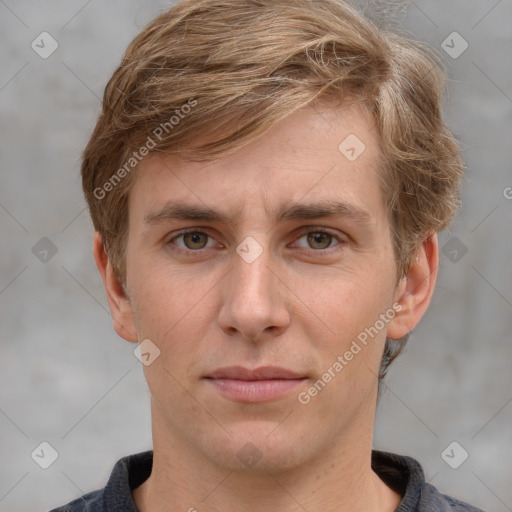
[218,234,290,341]
[231,236,275,310]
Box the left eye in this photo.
[294,230,341,250]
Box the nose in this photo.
[217,239,291,343]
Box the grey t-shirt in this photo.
[48,450,485,511]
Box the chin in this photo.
[203,425,311,475]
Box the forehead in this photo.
[128,102,385,223]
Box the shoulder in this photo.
[47,451,153,512]
[420,482,486,511]
[372,450,486,512]
[421,481,486,511]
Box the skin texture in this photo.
[94,103,438,512]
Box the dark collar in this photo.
[97,449,480,512]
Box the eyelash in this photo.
[165,228,345,256]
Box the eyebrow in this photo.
[144,200,372,227]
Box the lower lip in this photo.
[206,378,306,403]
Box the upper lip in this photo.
[205,366,306,380]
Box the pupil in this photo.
[309,232,330,249]
[186,232,204,248]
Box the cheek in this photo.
[300,276,393,413]
[130,270,214,406]
[129,263,217,360]
[297,264,396,405]
[300,267,394,342]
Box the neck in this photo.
[133,405,401,512]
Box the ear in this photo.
[386,232,439,339]
[93,231,138,343]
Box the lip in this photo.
[204,366,307,403]
[206,365,305,380]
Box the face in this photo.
[99,102,431,474]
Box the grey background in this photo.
[1,1,511,511]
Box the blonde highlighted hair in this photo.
[82,0,464,380]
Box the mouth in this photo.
[204,366,307,403]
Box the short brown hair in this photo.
[81,0,464,379]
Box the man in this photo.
[51,0,484,510]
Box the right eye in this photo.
[166,229,221,254]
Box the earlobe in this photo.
[93,232,138,343]
[386,233,439,340]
